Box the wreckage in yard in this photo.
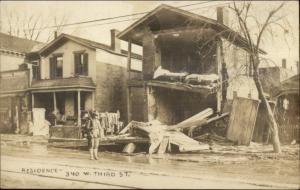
[112,4,268,153]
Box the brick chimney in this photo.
[282,58,286,69]
[110,29,121,53]
[217,7,229,26]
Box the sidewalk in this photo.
[0,134,48,146]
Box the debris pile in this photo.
[118,108,232,154]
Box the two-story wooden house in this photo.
[27,30,142,131]
[118,4,264,125]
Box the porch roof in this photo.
[147,80,217,96]
[30,76,96,92]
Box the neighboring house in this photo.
[26,30,142,128]
[0,32,44,71]
[0,33,45,133]
[259,59,297,96]
[118,4,264,124]
[272,74,299,143]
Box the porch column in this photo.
[127,87,131,123]
[53,92,57,126]
[77,90,81,126]
[53,92,57,111]
[127,41,132,77]
[92,91,95,110]
[31,93,35,110]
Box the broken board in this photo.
[226,97,260,145]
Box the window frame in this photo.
[74,51,88,76]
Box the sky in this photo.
[1,1,299,71]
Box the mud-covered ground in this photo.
[1,138,299,189]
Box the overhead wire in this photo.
[22,1,229,32]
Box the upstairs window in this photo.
[50,54,63,79]
[74,52,88,76]
[31,60,40,80]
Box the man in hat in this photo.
[86,111,103,160]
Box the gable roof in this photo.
[37,33,142,60]
[272,74,299,97]
[117,4,265,54]
[0,32,45,54]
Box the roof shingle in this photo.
[0,32,45,53]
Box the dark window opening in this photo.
[50,55,63,79]
[74,53,88,76]
[32,60,40,80]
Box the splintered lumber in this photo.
[122,143,136,153]
[226,97,260,145]
[188,112,230,137]
[168,131,209,152]
[157,136,169,154]
[129,120,210,154]
[167,108,213,131]
[119,122,132,135]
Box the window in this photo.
[31,60,40,80]
[74,53,88,76]
[50,55,63,79]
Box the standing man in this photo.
[86,111,103,160]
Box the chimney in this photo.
[282,58,286,69]
[110,29,121,53]
[217,7,229,26]
[54,31,58,39]
[296,61,299,74]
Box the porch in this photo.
[30,76,96,138]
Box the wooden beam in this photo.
[31,93,34,110]
[126,87,132,123]
[147,80,214,95]
[77,90,81,127]
[127,41,132,72]
[92,92,95,110]
[53,92,57,111]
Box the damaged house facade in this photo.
[118,4,260,125]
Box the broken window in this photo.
[50,54,63,79]
[74,53,88,76]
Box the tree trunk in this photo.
[252,59,281,153]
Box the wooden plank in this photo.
[167,108,213,131]
[157,136,169,154]
[226,97,260,145]
[119,122,132,135]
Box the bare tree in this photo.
[3,8,68,42]
[229,1,290,153]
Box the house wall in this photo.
[40,41,97,80]
[222,39,259,100]
[84,92,93,110]
[95,49,142,123]
[65,92,75,117]
[259,67,281,94]
[0,53,25,71]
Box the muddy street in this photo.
[1,142,299,189]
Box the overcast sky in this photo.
[1,1,299,70]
